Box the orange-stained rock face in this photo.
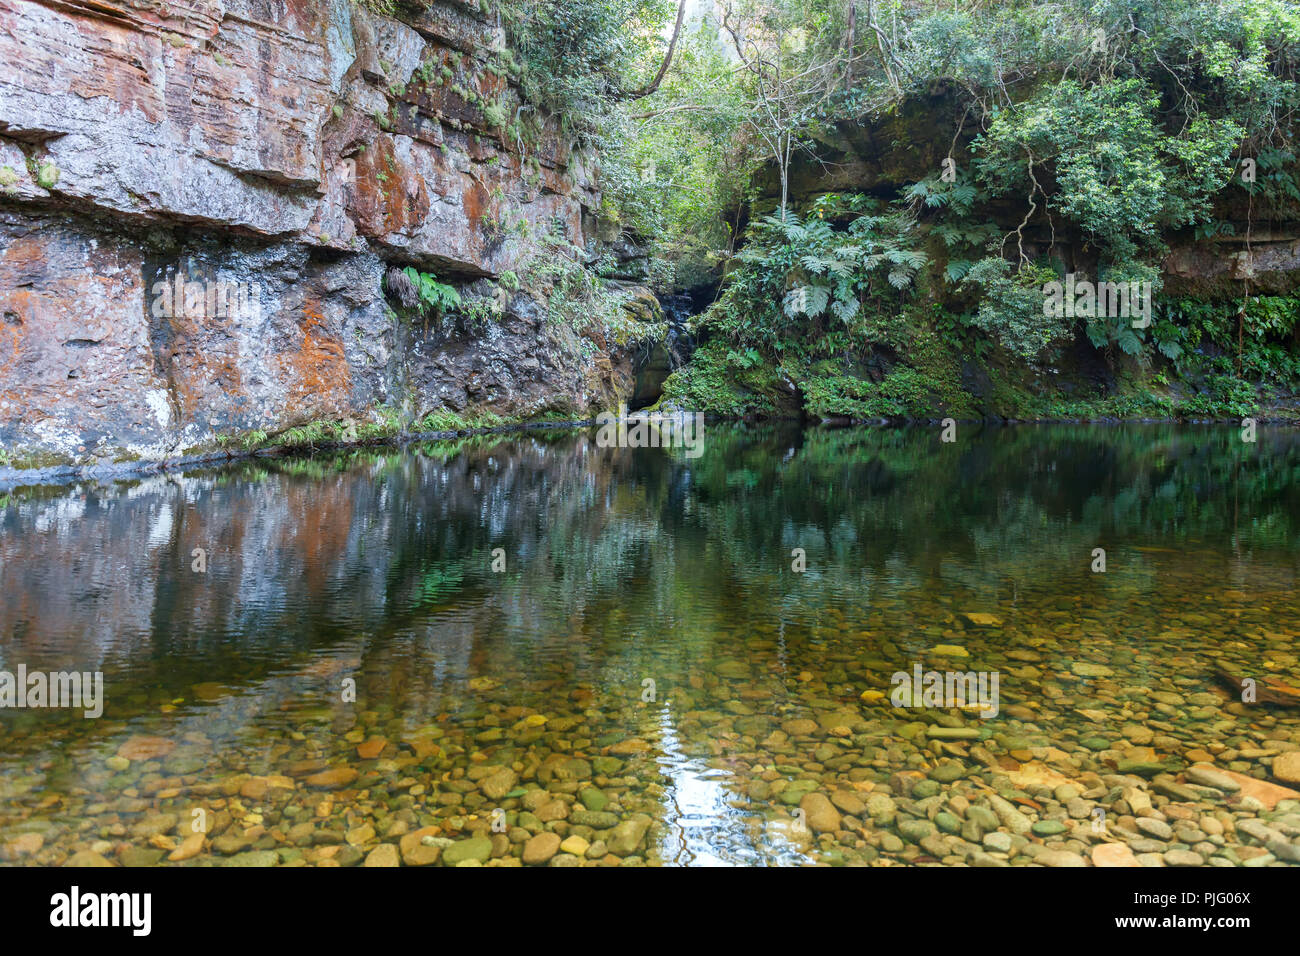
[0,223,168,458]
[351,134,434,240]
[0,0,642,471]
[0,219,390,460]
[273,303,354,423]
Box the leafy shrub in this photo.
[962,259,1070,361]
[386,267,461,317]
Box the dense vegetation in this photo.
[641,0,1300,421]
[377,0,1300,422]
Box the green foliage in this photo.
[499,0,675,142]
[1189,374,1261,416]
[1162,295,1300,385]
[482,99,508,130]
[356,1,1296,422]
[974,79,1241,264]
[512,219,660,345]
[637,0,1300,419]
[228,428,268,451]
[416,408,508,432]
[800,365,956,420]
[777,202,928,320]
[605,24,756,284]
[401,267,461,316]
[960,259,1070,361]
[700,194,928,357]
[1249,147,1300,207]
[350,0,395,15]
[661,339,787,417]
[35,161,59,190]
[482,185,528,244]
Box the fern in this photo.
[886,268,912,289]
[830,296,860,321]
[945,259,974,283]
[403,266,461,315]
[801,253,854,277]
[1117,328,1144,356]
[784,284,830,317]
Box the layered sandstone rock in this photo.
[0,0,642,469]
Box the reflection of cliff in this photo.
[0,434,680,709]
[2,424,1297,723]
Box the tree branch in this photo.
[626,0,688,100]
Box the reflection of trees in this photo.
[681,424,1300,618]
[1,422,1297,734]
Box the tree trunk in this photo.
[846,2,856,91]
[626,0,688,100]
[780,134,792,220]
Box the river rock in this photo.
[1184,764,1240,792]
[830,791,866,816]
[399,827,442,866]
[983,832,1012,853]
[1274,752,1300,784]
[866,793,897,825]
[607,816,651,855]
[480,767,518,801]
[222,851,278,867]
[898,819,935,844]
[6,833,43,856]
[986,795,1032,836]
[116,736,176,762]
[799,793,842,834]
[364,844,400,867]
[1135,818,1174,841]
[442,836,492,866]
[523,832,561,865]
[570,810,618,829]
[1071,662,1113,678]
[167,832,205,862]
[560,835,590,856]
[1092,843,1141,867]
[1037,849,1087,867]
[304,767,359,789]
[65,850,114,867]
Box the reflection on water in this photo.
[1,424,1299,867]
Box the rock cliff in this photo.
[0,0,651,470]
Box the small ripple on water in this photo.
[654,707,812,866]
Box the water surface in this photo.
[2,424,1299,867]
